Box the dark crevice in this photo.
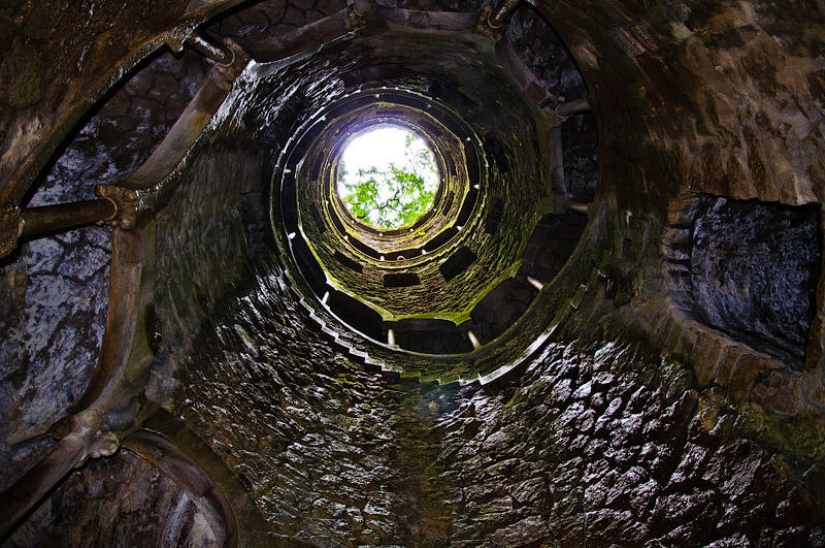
[439,246,477,282]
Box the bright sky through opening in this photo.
[338,126,437,188]
[337,125,438,228]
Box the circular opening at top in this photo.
[336,125,439,229]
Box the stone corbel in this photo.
[94,184,140,230]
[347,0,372,29]
[49,409,121,462]
[476,0,522,40]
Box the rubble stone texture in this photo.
[1,0,825,546]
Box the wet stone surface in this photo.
[173,266,415,545]
[11,47,208,207]
[2,0,825,546]
[160,262,825,546]
[0,229,110,493]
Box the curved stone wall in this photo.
[1,0,825,546]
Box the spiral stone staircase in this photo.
[1,0,825,545]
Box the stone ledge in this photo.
[750,369,805,418]
[640,300,812,420]
[801,370,825,412]
[689,329,728,388]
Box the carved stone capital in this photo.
[476,0,521,41]
[475,5,502,41]
[94,184,139,230]
[347,0,371,29]
[88,430,121,459]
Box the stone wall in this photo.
[15,260,824,545]
[0,46,210,494]
[181,273,821,545]
[2,0,825,545]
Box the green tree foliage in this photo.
[338,133,437,229]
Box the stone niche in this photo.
[664,194,821,366]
